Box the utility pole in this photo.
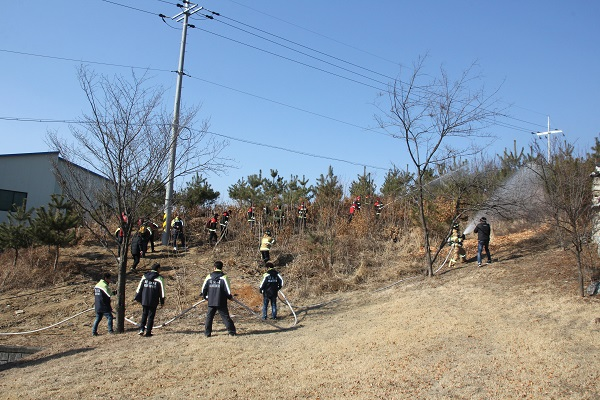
[162,1,202,245]
[532,116,563,161]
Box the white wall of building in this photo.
[0,152,108,223]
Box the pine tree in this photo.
[177,173,220,211]
[381,166,414,199]
[0,201,33,266]
[32,195,80,270]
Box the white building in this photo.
[0,152,108,223]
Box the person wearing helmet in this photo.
[374,197,383,220]
[353,196,361,211]
[171,215,186,250]
[297,202,308,230]
[260,230,275,263]
[207,213,219,245]
[220,210,230,241]
[447,223,466,268]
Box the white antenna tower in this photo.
[532,116,563,161]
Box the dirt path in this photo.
[1,247,600,399]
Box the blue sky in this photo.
[1,0,599,202]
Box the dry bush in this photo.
[491,218,537,236]
[0,246,78,291]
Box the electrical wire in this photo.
[204,16,391,88]
[0,115,390,170]
[222,0,401,66]
[213,12,397,84]
[100,0,161,16]
[97,0,549,132]
[207,3,545,132]
[204,129,388,170]
[0,49,171,73]
[192,26,386,92]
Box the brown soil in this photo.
[1,232,600,399]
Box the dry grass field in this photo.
[1,227,600,399]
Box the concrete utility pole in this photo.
[162,1,202,245]
[533,116,563,161]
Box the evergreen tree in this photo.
[349,170,376,199]
[588,136,600,163]
[228,178,254,206]
[287,174,313,206]
[32,195,80,270]
[177,173,219,211]
[313,166,344,229]
[0,201,33,266]
[137,178,167,220]
[263,169,286,204]
[381,166,414,198]
[314,166,343,204]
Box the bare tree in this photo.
[528,141,594,297]
[48,66,227,332]
[375,56,500,276]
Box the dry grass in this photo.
[1,223,600,399]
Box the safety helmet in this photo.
[265,230,271,235]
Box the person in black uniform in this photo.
[130,230,143,272]
[259,262,283,320]
[92,272,114,336]
[201,261,236,337]
[473,217,492,267]
[134,263,165,337]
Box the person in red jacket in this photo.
[348,203,357,223]
[207,213,219,245]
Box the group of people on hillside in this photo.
[116,214,187,272]
[92,260,284,338]
[348,196,384,223]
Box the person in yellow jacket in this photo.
[260,230,275,263]
[92,273,114,336]
[447,224,466,268]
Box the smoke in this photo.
[463,164,542,235]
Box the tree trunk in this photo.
[417,177,434,276]
[53,245,60,270]
[12,248,19,267]
[116,238,130,333]
[576,247,585,297]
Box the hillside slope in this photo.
[1,236,600,399]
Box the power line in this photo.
[193,26,387,92]
[203,13,393,88]
[185,75,393,138]
[223,0,401,66]
[99,1,549,132]
[0,49,172,73]
[0,48,542,137]
[204,130,388,171]
[100,0,160,16]
[0,115,388,170]
[214,2,550,131]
